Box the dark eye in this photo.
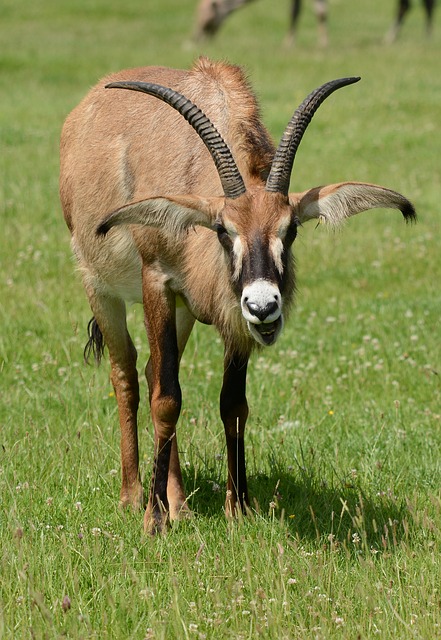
[285,217,299,246]
[214,222,232,249]
[214,222,227,236]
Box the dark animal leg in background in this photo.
[286,0,302,46]
[397,0,411,26]
[285,0,328,47]
[424,0,435,35]
[384,0,409,42]
[314,0,328,47]
[384,0,435,43]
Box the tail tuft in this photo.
[84,317,105,365]
[401,199,417,224]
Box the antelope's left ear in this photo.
[290,182,416,226]
[97,195,225,235]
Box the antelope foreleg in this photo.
[220,353,249,517]
[145,306,194,523]
[143,276,181,534]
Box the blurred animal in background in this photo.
[194,0,328,46]
[385,0,436,42]
[194,0,255,39]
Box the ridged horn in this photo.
[105,81,246,200]
[265,77,361,195]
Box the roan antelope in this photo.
[194,0,328,47]
[59,57,415,534]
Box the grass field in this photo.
[1,0,440,637]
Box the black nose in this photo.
[246,300,278,322]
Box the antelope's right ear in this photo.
[97,195,226,236]
[290,182,416,227]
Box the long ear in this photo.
[290,182,416,226]
[97,195,225,236]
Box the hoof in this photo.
[144,504,169,536]
[225,491,249,519]
[169,501,193,522]
[119,483,145,511]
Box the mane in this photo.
[188,57,276,181]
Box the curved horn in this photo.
[105,81,246,200]
[265,77,361,195]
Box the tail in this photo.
[84,317,105,365]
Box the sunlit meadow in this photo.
[1,0,440,638]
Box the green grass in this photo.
[1,0,440,637]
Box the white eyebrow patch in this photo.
[270,237,284,274]
[224,221,239,238]
[277,215,291,239]
[232,235,244,280]
[269,214,292,274]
